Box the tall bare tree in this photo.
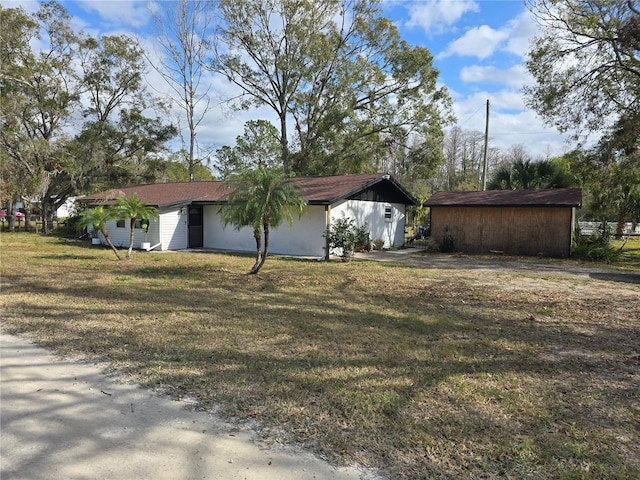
[149,0,216,181]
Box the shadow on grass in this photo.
[3,248,639,479]
[589,272,640,284]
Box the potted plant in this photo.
[140,218,151,250]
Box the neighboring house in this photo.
[80,173,418,259]
[55,197,77,218]
[424,188,582,257]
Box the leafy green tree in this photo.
[588,123,640,236]
[72,33,177,193]
[0,2,175,233]
[524,1,640,232]
[160,152,216,182]
[80,206,122,260]
[113,194,159,259]
[0,2,82,232]
[215,120,282,179]
[524,0,640,140]
[212,0,452,176]
[220,168,306,274]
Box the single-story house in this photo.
[423,188,582,257]
[81,173,418,259]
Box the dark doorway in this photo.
[188,205,203,248]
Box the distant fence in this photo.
[578,222,640,236]
[0,218,70,233]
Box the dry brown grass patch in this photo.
[1,233,639,479]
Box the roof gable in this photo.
[424,189,582,207]
[80,174,418,208]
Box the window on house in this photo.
[384,205,392,223]
[116,219,144,228]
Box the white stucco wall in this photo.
[203,204,328,257]
[331,200,406,249]
[56,197,77,218]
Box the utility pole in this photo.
[481,99,490,191]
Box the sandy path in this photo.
[0,332,372,480]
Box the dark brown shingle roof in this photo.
[80,182,229,208]
[424,189,582,207]
[81,173,418,208]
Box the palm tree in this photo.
[220,167,307,274]
[113,194,158,259]
[80,206,122,260]
[488,159,571,190]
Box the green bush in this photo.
[572,221,620,262]
[325,216,370,261]
[354,223,371,252]
[421,237,441,253]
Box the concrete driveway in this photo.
[0,332,374,480]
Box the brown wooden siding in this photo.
[430,206,574,257]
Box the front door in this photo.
[188,205,203,248]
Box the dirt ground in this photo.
[1,332,376,480]
[357,248,640,297]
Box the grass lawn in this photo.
[2,233,639,479]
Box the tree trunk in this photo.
[615,190,631,239]
[101,227,122,261]
[189,124,196,182]
[279,110,290,174]
[7,197,16,232]
[42,201,49,234]
[24,202,32,231]
[251,227,262,273]
[127,218,136,259]
[251,222,269,274]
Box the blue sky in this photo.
[4,0,572,160]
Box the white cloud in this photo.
[460,64,529,89]
[0,0,39,12]
[405,0,479,34]
[75,0,152,29]
[437,8,537,60]
[438,24,509,59]
[503,10,537,57]
[452,89,572,158]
